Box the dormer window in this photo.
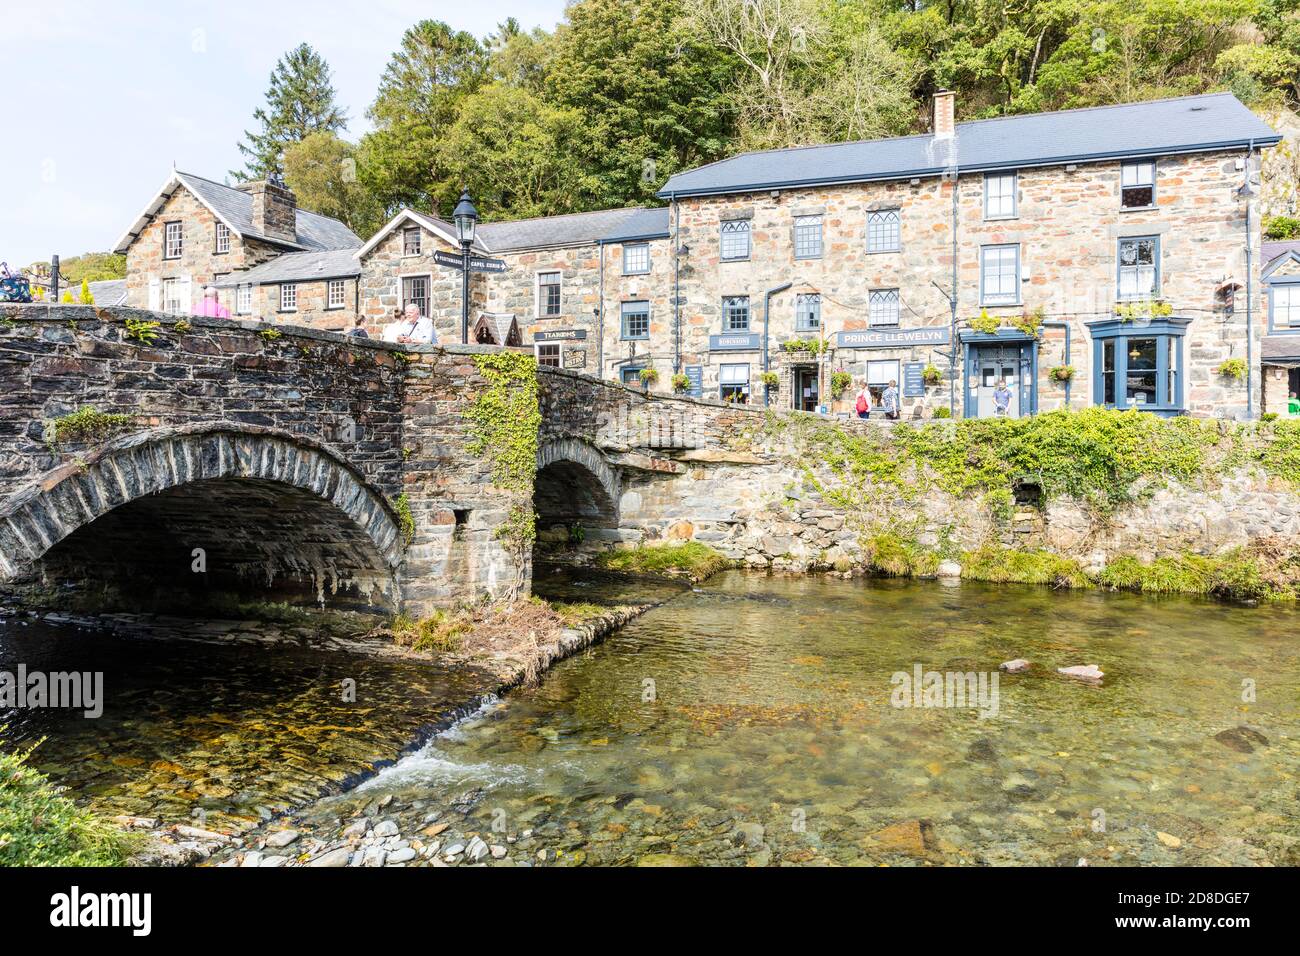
[1121,160,1156,209]
[403,225,422,256]
[164,221,183,259]
[215,222,231,254]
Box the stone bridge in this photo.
[0,304,772,614]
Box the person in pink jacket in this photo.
[195,285,230,318]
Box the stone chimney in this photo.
[932,89,956,139]
[236,175,297,244]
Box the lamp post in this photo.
[453,189,479,344]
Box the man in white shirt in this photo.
[382,303,436,344]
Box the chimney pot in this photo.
[933,89,956,139]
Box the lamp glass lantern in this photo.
[453,190,479,245]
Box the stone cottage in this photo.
[113,170,361,328]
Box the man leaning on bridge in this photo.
[383,302,435,345]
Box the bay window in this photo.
[1090,317,1188,414]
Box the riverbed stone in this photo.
[307,847,351,867]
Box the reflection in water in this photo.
[4,570,1299,865]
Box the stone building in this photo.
[114,171,361,326]
[354,206,670,373]
[113,92,1282,420]
[655,91,1280,420]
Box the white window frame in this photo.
[720,219,751,261]
[326,278,346,310]
[535,342,561,367]
[794,216,823,259]
[279,283,297,312]
[536,271,562,318]
[215,222,231,254]
[980,244,1021,306]
[236,284,252,315]
[402,225,422,256]
[1121,160,1157,209]
[984,172,1017,219]
[1273,284,1300,328]
[622,243,650,275]
[163,221,183,259]
[868,289,900,327]
[1117,236,1160,301]
[866,209,900,254]
[161,277,184,315]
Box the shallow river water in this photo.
[4,571,1299,865]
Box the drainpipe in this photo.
[671,194,681,375]
[949,165,960,417]
[763,281,793,408]
[1243,141,1256,419]
[1042,320,1071,408]
[597,240,606,378]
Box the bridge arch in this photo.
[534,437,621,532]
[0,425,404,606]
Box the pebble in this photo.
[1057,664,1104,682]
[265,829,299,848]
[342,819,369,839]
[307,847,351,868]
[387,847,417,863]
[490,844,508,859]
[466,836,490,862]
[999,659,1031,673]
[373,820,400,838]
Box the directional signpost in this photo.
[433,251,508,274]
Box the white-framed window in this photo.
[215,222,231,254]
[402,275,429,316]
[980,244,1020,306]
[720,219,751,261]
[1273,284,1300,328]
[327,279,346,309]
[794,216,823,259]
[1117,236,1159,300]
[796,293,820,331]
[236,284,252,315]
[161,277,185,315]
[719,363,750,403]
[621,300,650,339]
[623,243,650,275]
[163,221,183,259]
[868,289,900,327]
[280,283,297,312]
[537,271,561,317]
[723,295,750,331]
[984,172,1017,219]
[536,343,561,367]
[1121,160,1156,209]
[402,225,422,256]
[866,210,900,253]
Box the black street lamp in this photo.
[453,189,479,344]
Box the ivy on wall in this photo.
[463,352,542,596]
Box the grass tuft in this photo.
[595,541,731,581]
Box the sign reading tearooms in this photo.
[534,329,587,342]
[709,332,761,351]
[835,327,950,349]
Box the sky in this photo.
[1,0,570,268]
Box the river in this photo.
[3,571,1298,865]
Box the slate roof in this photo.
[86,279,127,305]
[1262,335,1300,363]
[658,93,1280,198]
[477,206,668,252]
[114,171,361,253]
[211,249,360,287]
[1263,240,1300,268]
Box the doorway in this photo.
[975,346,1021,417]
[792,365,819,412]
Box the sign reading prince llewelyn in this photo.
[835,327,951,349]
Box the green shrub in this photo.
[862,531,938,577]
[1264,214,1300,240]
[595,541,730,580]
[0,741,135,866]
[960,547,1091,589]
[830,370,852,396]
[49,406,134,445]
